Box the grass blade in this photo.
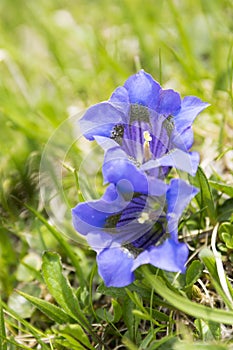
[23,203,86,287]
[142,266,233,325]
[15,290,74,324]
[42,251,108,348]
[0,300,50,349]
[0,305,7,350]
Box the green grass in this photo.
[0,0,233,349]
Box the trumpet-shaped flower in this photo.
[80,70,209,178]
[72,70,207,287]
[72,178,198,287]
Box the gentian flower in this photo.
[80,70,209,179]
[72,70,207,287]
[72,178,198,287]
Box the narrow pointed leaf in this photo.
[23,203,86,287]
[41,251,104,347]
[42,251,83,322]
[58,324,95,350]
[189,166,216,225]
[209,180,233,197]
[16,290,74,324]
[0,299,50,349]
[142,266,233,325]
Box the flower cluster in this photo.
[72,70,209,287]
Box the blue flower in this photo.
[72,178,198,287]
[80,70,209,178]
[72,70,206,287]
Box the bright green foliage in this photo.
[189,166,216,226]
[219,222,233,249]
[0,0,233,349]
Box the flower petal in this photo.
[80,102,124,140]
[103,147,149,193]
[141,149,200,176]
[157,89,181,115]
[172,126,194,151]
[173,96,209,136]
[97,247,135,287]
[86,231,116,254]
[166,179,199,238]
[132,239,188,273]
[124,70,161,110]
[71,184,127,235]
[109,86,129,104]
[103,147,168,196]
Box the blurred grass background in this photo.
[0,0,232,303]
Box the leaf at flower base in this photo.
[97,283,128,298]
[97,282,152,300]
[41,251,89,329]
[122,296,139,342]
[41,252,104,347]
[142,266,233,325]
[209,180,233,197]
[189,166,216,225]
[185,260,204,288]
[15,290,74,324]
[112,299,123,323]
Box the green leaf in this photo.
[194,319,220,341]
[163,271,186,289]
[24,204,86,287]
[122,296,138,342]
[58,324,95,350]
[146,335,177,350]
[97,283,128,298]
[218,198,233,222]
[139,328,160,349]
[173,341,228,350]
[8,284,41,319]
[16,252,41,282]
[0,305,7,350]
[95,298,122,324]
[16,290,74,324]
[96,308,114,323]
[41,251,104,346]
[185,260,204,288]
[209,180,233,197]
[189,166,216,225]
[219,222,233,249]
[122,337,138,350]
[0,299,50,350]
[199,247,233,308]
[112,299,123,323]
[132,307,169,324]
[142,266,233,325]
[42,251,84,322]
